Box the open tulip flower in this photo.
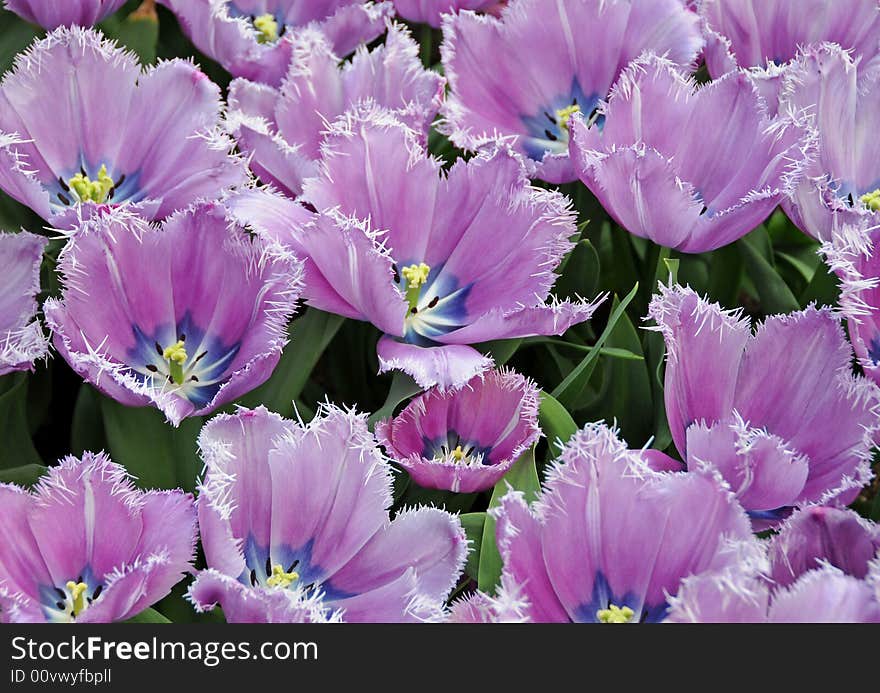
[440,0,703,183]
[0,27,246,225]
[569,54,813,252]
[0,231,48,376]
[0,453,196,623]
[376,368,541,493]
[188,405,467,623]
[648,284,880,525]
[227,21,444,198]
[491,422,761,623]
[43,202,303,426]
[156,0,393,86]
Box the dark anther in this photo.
[107,188,115,201]
[179,333,186,342]
[544,129,558,141]
[194,351,208,364]
[167,376,174,383]
[76,575,83,583]
[250,569,258,586]
[699,206,708,216]
[847,192,855,207]
[57,193,71,206]
[410,307,418,315]
[190,375,199,382]
[155,342,164,356]
[392,264,400,283]
[544,111,557,124]
[92,585,102,600]
[427,296,439,309]
[80,166,87,177]
[288,559,300,571]
[115,174,125,188]
[58,177,69,192]
[56,601,66,609]
[265,556,272,577]
[146,364,158,373]
[572,97,578,106]
[54,587,67,600]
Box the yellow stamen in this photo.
[66,580,89,617]
[266,563,299,589]
[596,604,634,623]
[162,339,187,385]
[68,164,115,204]
[452,445,467,462]
[555,104,581,135]
[401,263,431,314]
[861,189,880,212]
[253,13,279,44]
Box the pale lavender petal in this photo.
[0,231,49,376]
[768,566,880,623]
[4,0,127,29]
[377,336,493,390]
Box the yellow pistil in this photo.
[162,339,187,385]
[66,581,89,617]
[861,189,880,212]
[452,445,467,462]
[596,604,634,624]
[68,164,114,204]
[253,13,279,44]
[266,564,299,589]
[402,263,431,313]
[555,104,581,135]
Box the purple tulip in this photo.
[440,0,703,183]
[231,108,602,389]
[780,43,880,242]
[0,453,196,623]
[569,54,813,252]
[0,27,246,225]
[768,507,880,588]
[700,0,880,78]
[667,563,880,623]
[491,422,759,623]
[376,368,541,493]
[0,231,48,376]
[3,0,127,29]
[43,202,303,426]
[227,22,444,197]
[648,284,880,523]
[447,575,530,623]
[188,406,467,623]
[393,0,499,27]
[156,0,393,86]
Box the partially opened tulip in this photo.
[3,0,128,29]
[491,422,760,623]
[648,284,880,524]
[227,22,444,197]
[376,368,541,493]
[440,0,703,183]
[157,0,393,85]
[43,202,303,426]
[0,453,196,623]
[234,108,602,389]
[0,27,246,225]
[189,405,467,623]
[0,231,48,376]
[569,55,813,252]
[781,44,880,242]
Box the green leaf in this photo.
[800,260,841,309]
[551,282,639,407]
[100,1,159,65]
[707,243,743,307]
[368,372,422,427]
[0,11,41,77]
[71,385,106,456]
[739,230,800,315]
[124,607,171,623]
[459,512,486,581]
[478,447,541,593]
[476,338,523,366]
[0,463,46,487]
[0,373,41,469]
[100,396,202,491]
[237,309,345,417]
[538,391,577,461]
[555,239,601,300]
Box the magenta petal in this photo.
[0,231,49,375]
[769,507,880,588]
[377,336,493,390]
[188,570,336,623]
